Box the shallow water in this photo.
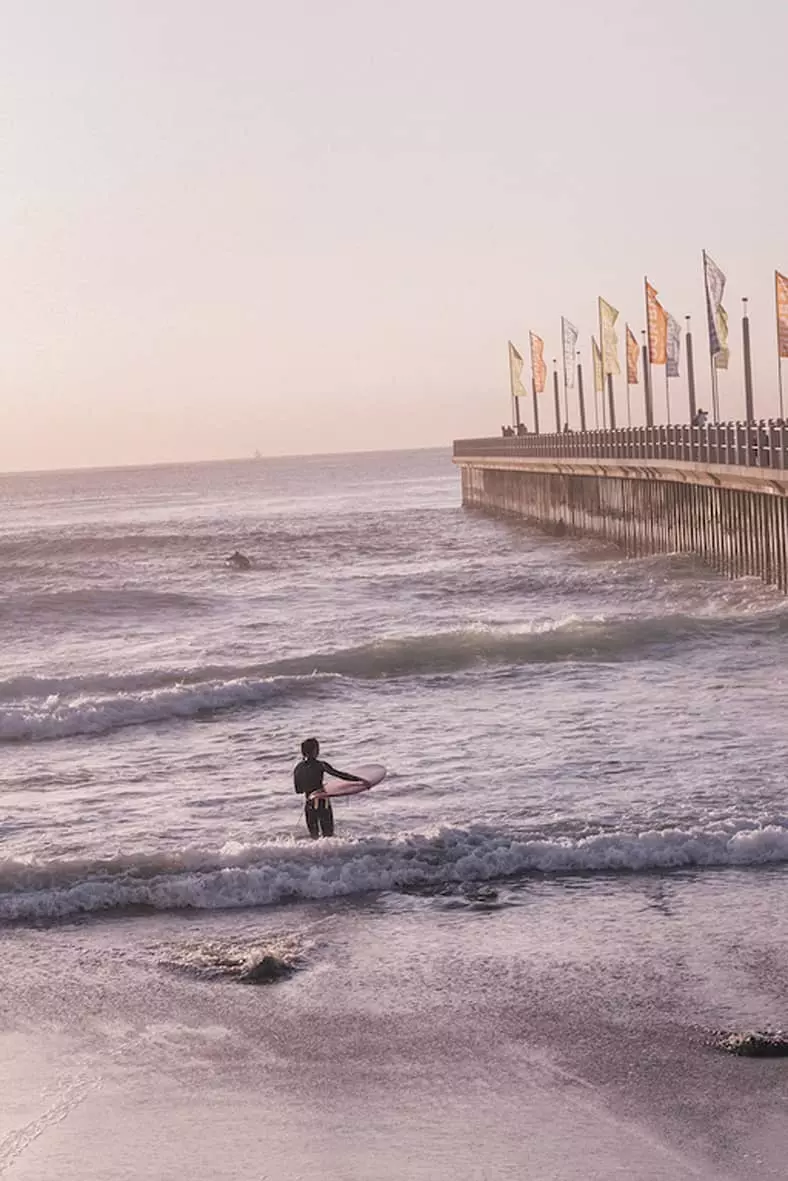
[1,449,786,1177]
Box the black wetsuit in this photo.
[293,757,360,838]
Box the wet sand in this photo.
[1,871,786,1180]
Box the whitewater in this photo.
[2,449,787,1179]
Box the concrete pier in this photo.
[454,426,788,591]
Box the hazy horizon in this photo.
[4,0,788,471]
[0,442,450,479]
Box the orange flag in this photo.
[776,271,788,359]
[530,332,547,394]
[646,280,668,365]
[626,326,639,385]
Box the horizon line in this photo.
[0,443,451,480]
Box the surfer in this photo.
[293,738,367,839]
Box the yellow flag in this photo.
[646,280,668,364]
[592,336,604,394]
[714,305,729,369]
[599,298,620,376]
[626,326,639,385]
[530,332,547,394]
[777,272,788,360]
[508,341,527,398]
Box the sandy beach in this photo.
[2,868,785,1180]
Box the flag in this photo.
[626,326,639,385]
[592,336,604,394]
[599,298,620,376]
[714,302,729,369]
[508,340,527,398]
[561,317,578,389]
[777,271,788,359]
[666,313,682,379]
[530,332,547,394]
[646,280,668,364]
[703,251,729,368]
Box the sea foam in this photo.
[2,821,786,923]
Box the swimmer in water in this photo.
[227,551,252,570]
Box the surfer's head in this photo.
[301,737,319,759]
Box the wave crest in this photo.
[0,673,335,742]
[5,611,787,741]
[1,821,786,923]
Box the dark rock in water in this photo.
[710,1030,788,1057]
[238,954,296,985]
[161,937,301,985]
[460,884,499,904]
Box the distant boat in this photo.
[253,450,262,460]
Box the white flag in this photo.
[703,251,728,365]
[666,314,682,379]
[561,318,578,389]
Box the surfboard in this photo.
[309,763,387,801]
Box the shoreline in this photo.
[1,871,786,1179]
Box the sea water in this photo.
[1,449,786,1179]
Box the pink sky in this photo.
[3,0,788,470]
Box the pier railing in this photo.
[454,421,788,470]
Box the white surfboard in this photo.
[309,763,387,801]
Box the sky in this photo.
[2,0,788,470]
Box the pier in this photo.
[453,423,788,590]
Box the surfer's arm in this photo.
[320,761,366,784]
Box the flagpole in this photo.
[641,331,652,427]
[532,377,540,436]
[576,351,587,432]
[665,366,671,425]
[643,278,654,427]
[552,362,562,433]
[626,371,631,428]
[685,316,696,423]
[597,299,607,429]
[624,322,632,427]
[591,342,600,428]
[507,344,517,429]
[742,297,754,422]
[776,272,786,420]
[560,319,568,428]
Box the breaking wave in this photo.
[4,610,786,742]
[1,820,786,924]
[0,673,337,742]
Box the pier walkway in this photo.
[453,422,788,589]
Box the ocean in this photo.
[1,447,786,1179]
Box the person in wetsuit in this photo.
[293,738,366,839]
